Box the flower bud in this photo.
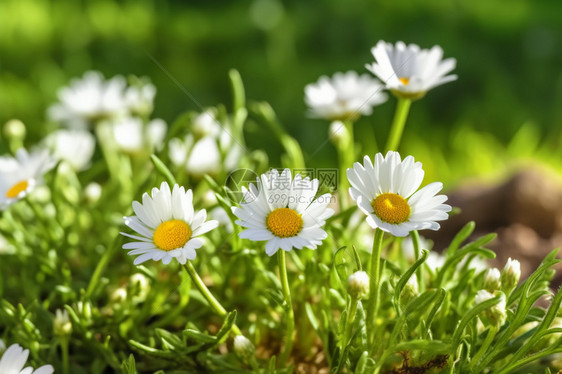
[474,290,507,328]
[128,273,150,303]
[347,271,370,299]
[85,182,102,204]
[501,258,521,292]
[110,287,128,303]
[3,119,26,140]
[483,268,501,291]
[233,335,255,361]
[53,308,72,336]
[328,121,349,146]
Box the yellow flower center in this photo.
[5,180,29,199]
[266,208,303,238]
[153,220,192,251]
[399,77,410,85]
[371,193,411,224]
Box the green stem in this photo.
[61,337,69,374]
[182,262,242,336]
[336,120,355,211]
[411,230,424,293]
[85,236,120,299]
[469,326,498,372]
[278,250,295,366]
[367,229,385,348]
[385,98,412,152]
[341,296,359,355]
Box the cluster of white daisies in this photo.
[305,40,457,121]
[121,151,451,263]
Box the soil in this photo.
[424,168,562,284]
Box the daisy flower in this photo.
[44,129,96,171]
[366,41,457,99]
[112,117,167,154]
[305,71,387,121]
[347,151,451,237]
[125,81,156,117]
[232,169,335,256]
[121,182,219,265]
[0,343,54,374]
[48,71,128,128]
[0,149,55,210]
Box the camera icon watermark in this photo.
[224,168,339,204]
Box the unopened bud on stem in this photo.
[347,271,370,300]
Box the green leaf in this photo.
[445,221,475,257]
[150,154,177,186]
[213,310,237,345]
[120,354,137,374]
[182,329,217,344]
[305,302,319,332]
[355,351,376,374]
[394,249,429,306]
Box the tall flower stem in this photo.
[182,262,242,336]
[367,229,385,347]
[61,337,69,374]
[335,120,355,211]
[277,250,295,366]
[385,98,412,152]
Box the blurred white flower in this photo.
[112,117,167,154]
[121,182,219,265]
[210,206,233,233]
[44,129,95,171]
[169,135,221,177]
[125,82,156,117]
[0,149,55,210]
[305,71,387,121]
[366,41,457,99]
[483,268,501,291]
[347,151,451,237]
[48,71,128,128]
[0,343,54,374]
[192,110,221,139]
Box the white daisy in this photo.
[366,41,457,99]
[48,71,128,128]
[0,343,54,374]
[232,169,335,256]
[168,135,221,177]
[44,129,96,171]
[125,81,156,117]
[305,71,387,121]
[347,151,451,237]
[0,149,55,210]
[121,182,219,265]
[112,117,167,154]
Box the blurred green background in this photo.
[1,0,562,184]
